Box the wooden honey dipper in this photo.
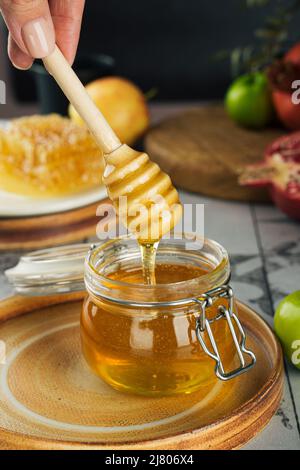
[43,46,182,245]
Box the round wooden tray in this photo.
[0,199,110,251]
[0,295,283,450]
[145,105,283,202]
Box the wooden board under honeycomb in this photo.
[0,114,104,197]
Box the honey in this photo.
[140,242,158,285]
[0,114,103,197]
[81,238,239,397]
[108,262,206,284]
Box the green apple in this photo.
[225,72,274,129]
[274,291,300,370]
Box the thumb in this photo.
[0,0,55,59]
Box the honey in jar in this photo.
[81,235,242,397]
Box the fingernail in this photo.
[12,61,33,71]
[21,17,55,59]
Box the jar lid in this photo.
[5,243,90,296]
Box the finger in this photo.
[0,0,55,59]
[49,0,85,65]
[8,33,33,70]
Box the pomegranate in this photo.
[239,132,300,220]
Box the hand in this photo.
[0,0,85,69]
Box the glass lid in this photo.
[5,243,89,296]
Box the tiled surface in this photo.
[179,192,300,450]
[0,106,299,449]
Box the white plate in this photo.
[0,186,108,218]
[0,119,107,218]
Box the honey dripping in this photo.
[140,242,159,285]
[102,144,182,285]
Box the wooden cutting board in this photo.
[0,199,111,251]
[145,105,284,202]
[0,295,283,450]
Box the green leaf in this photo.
[216,0,300,75]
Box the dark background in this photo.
[3,0,300,103]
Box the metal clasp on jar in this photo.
[194,285,256,381]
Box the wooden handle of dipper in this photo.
[43,45,121,155]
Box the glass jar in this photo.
[81,234,256,397]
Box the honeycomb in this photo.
[0,114,103,197]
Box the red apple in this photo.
[268,55,300,130]
[285,42,300,66]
